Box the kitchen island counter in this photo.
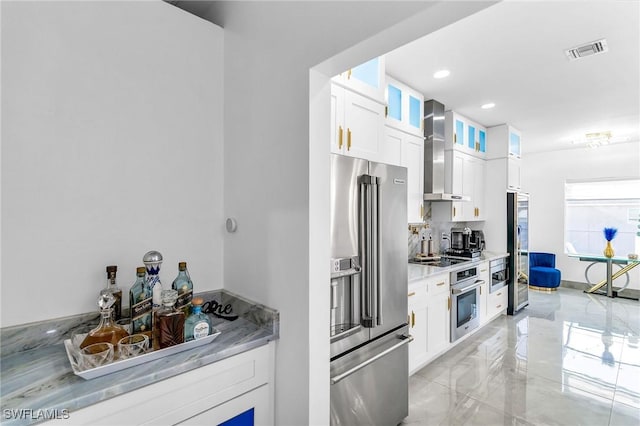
[408,251,509,282]
[0,289,279,425]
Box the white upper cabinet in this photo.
[332,57,385,103]
[486,124,523,191]
[385,126,424,223]
[331,84,385,163]
[444,111,487,158]
[486,124,522,159]
[400,132,425,223]
[385,76,424,137]
[431,150,485,222]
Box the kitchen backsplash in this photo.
[408,217,485,259]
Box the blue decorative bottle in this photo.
[129,266,153,340]
[184,297,212,341]
[143,251,163,310]
[172,262,194,317]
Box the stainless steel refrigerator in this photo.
[329,154,411,426]
[507,192,529,314]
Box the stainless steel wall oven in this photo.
[450,266,483,342]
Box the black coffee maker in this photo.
[470,230,485,251]
[447,227,483,258]
[450,227,471,251]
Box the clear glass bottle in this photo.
[103,265,122,321]
[80,293,129,349]
[184,297,212,342]
[129,266,153,341]
[172,262,193,317]
[153,289,185,350]
[143,251,164,310]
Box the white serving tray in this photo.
[64,329,221,380]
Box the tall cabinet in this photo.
[484,124,524,254]
[384,75,425,223]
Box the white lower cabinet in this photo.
[487,288,508,319]
[51,343,275,426]
[408,273,450,375]
[408,281,428,373]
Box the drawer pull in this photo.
[437,282,446,287]
[408,292,416,297]
[496,304,502,309]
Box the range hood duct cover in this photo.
[423,99,469,201]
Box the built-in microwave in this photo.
[489,257,509,293]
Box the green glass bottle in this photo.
[129,266,153,341]
[184,297,212,342]
[172,262,193,316]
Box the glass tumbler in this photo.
[79,342,114,370]
[118,334,149,359]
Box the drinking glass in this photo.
[79,342,114,369]
[118,334,149,359]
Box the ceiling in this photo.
[170,1,639,155]
[384,1,640,155]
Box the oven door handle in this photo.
[452,279,484,294]
[330,334,413,385]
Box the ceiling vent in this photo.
[565,39,608,61]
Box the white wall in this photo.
[212,2,496,425]
[522,142,640,290]
[1,1,224,326]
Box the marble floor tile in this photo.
[610,401,640,426]
[408,287,640,426]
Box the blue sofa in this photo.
[529,252,561,290]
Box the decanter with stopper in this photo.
[80,292,129,350]
[153,289,185,350]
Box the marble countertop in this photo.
[0,289,279,426]
[408,251,510,283]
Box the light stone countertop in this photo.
[408,251,510,283]
[0,289,279,426]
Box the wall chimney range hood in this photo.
[423,99,469,201]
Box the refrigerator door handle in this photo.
[371,176,382,326]
[359,174,380,328]
[359,176,374,328]
[330,334,413,385]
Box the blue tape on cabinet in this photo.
[218,408,254,426]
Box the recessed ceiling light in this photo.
[433,69,450,79]
[481,103,495,109]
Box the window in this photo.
[564,178,640,256]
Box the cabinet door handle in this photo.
[338,126,343,149]
[497,304,502,309]
[480,286,482,295]
[347,128,352,151]
[437,282,446,287]
[411,311,415,327]
[408,291,416,297]
[497,292,502,296]
[447,297,451,311]
[477,207,480,217]
[419,203,424,218]
[385,105,388,118]
[454,133,457,144]
[347,69,352,80]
